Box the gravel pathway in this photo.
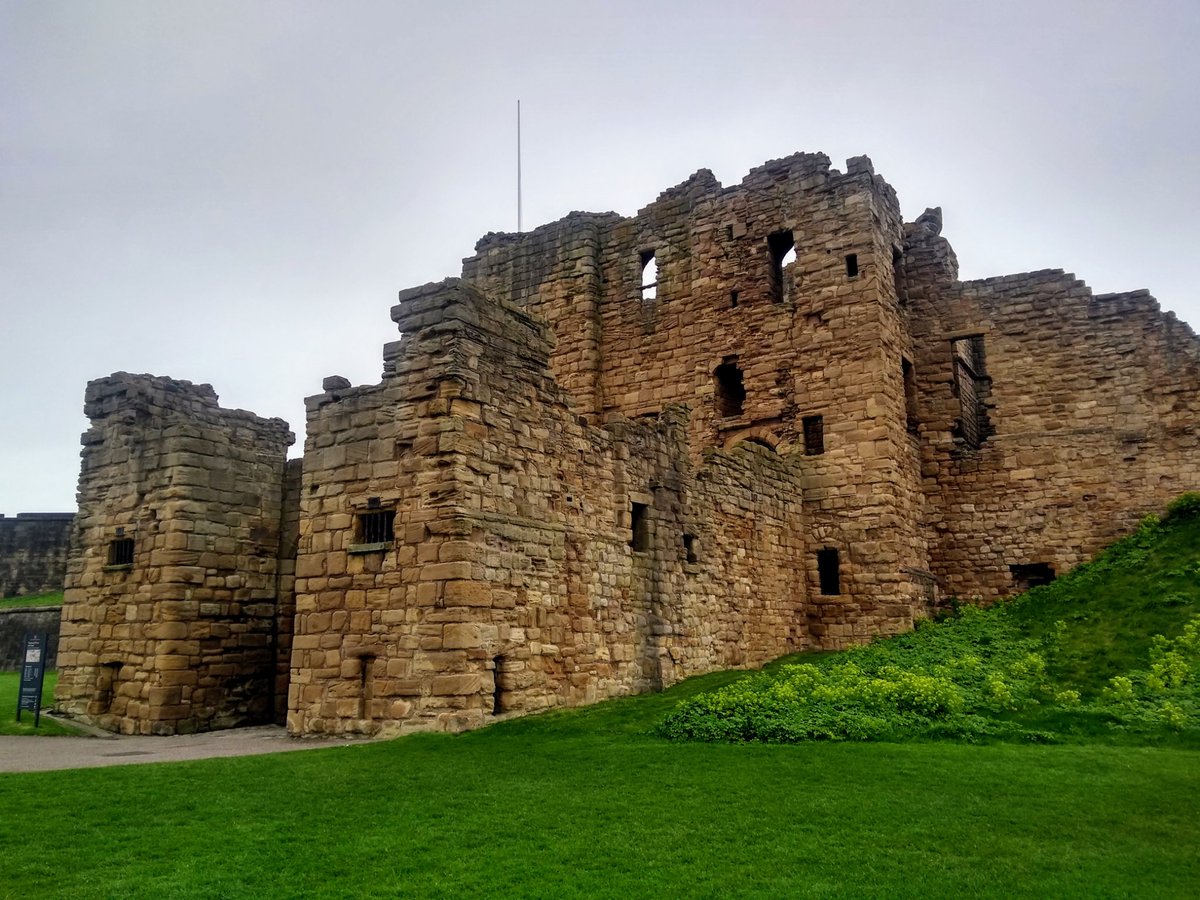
[0,722,366,773]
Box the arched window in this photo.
[768,230,796,302]
[640,249,658,302]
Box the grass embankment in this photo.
[660,495,1200,745]
[0,671,76,736]
[0,502,1197,896]
[0,590,63,610]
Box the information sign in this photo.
[17,632,48,727]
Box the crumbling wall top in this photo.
[83,372,292,443]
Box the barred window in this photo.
[358,511,395,545]
[107,538,134,567]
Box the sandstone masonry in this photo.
[56,152,1200,736]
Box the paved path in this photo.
[0,723,366,773]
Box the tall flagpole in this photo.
[517,100,523,233]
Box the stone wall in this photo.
[55,373,294,734]
[902,219,1200,599]
[0,513,74,598]
[465,153,934,645]
[287,280,813,735]
[0,606,60,670]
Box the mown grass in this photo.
[0,590,63,610]
[0,689,1197,898]
[1,503,1198,896]
[0,671,77,736]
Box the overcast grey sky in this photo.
[2,0,1198,514]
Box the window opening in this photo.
[358,655,375,719]
[97,662,121,714]
[803,415,825,456]
[639,249,658,302]
[357,510,395,545]
[768,230,796,303]
[107,537,134,567]
[493,655,506,715]
[630,502,650,551]
[1010,563,1055,592]
[845,253,859,278]
[683,534,698,564]
[951,335,993,450]
[730,290,739,308]
[902,358,919,434]
[714,360,746,418]
[817,548,841,596]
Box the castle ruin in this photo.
[55,152,1200,735]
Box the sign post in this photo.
[17,632,48,727]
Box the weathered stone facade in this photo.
[56,152,1200,736]
[0,512,73,598]
[55,375,294,734]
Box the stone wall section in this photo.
[904,223,1200,600]
[0,513,74,598]
[287,280,812,736]
[54,374,294,734]
[466,153,935,647]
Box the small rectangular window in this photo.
[730,290,739,308]
[817,548,840,596]
[630,502,650,551]
[714,360,746,418]
[357,510,395,546]
[845,254,859,278]
[107,538,134,567]
[683,533,698,563]
[803,415,825,456]
[492,655,507,715]
[1010,563,1055,592]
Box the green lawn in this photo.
[0,671,77,736]
[0,590,63,610]
[0,672,1197,898]
[2,504,1196,896]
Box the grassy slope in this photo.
[0,591,63,610]
[660,502,1200,745]
[1009,508,1200,693]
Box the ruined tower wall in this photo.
[55,374,294,734]
[287,280,811,736]
[0,513,74,598]
[464,214,618,418]
[905,237,1200,599]
[465,153,933,645]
